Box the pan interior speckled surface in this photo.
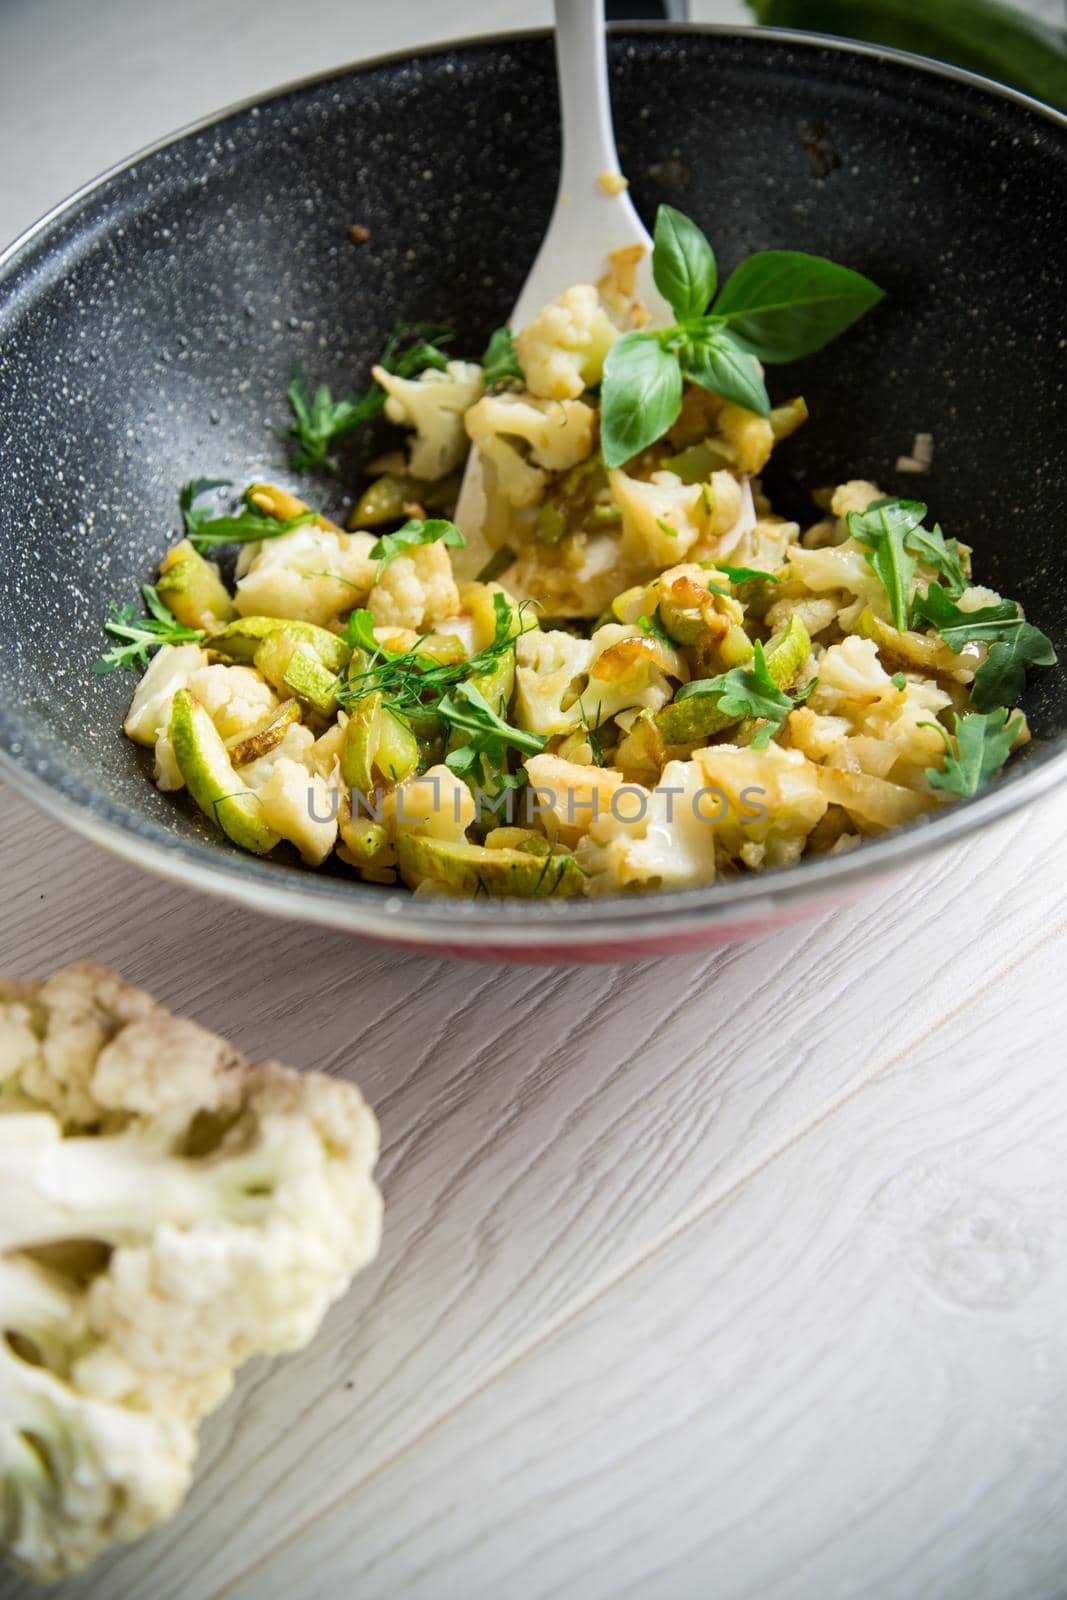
[0,27,1064,945]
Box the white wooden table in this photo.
[3,4,1067,1597]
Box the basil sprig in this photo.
[600,206,883,468]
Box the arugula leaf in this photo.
[652,205,717,322]
[712,251,884,362]
[714,563,780,585]
[904,520,969,597]
[600,332,683,468]
[92,585,204,675]
[369,517,465,572]
[180,478,232,538]
[847,500,922,630]
[481,326,524,388]
[925,707,1022,797]
[891,671,907,691]
[679,328,770,416]
[286,321,452,471]
[909,584,1057,711]
[675,639,803,745]
[184,486,317,548]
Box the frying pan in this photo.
[0,26,1064,960]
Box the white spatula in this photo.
[452,0,671,573]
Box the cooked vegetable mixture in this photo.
[101,207,1055,898]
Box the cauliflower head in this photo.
[575,759,720,892]
[0,963,382,1582]
[515,284,619,400]
[372,359,484,480]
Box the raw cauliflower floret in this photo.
[576,758,720,892]
[368,541,461,632]
[122,644,206,747]
[0,965,382,1582]
[524,754,626,847]
[242,724,338,865]
[380,765,475,845]
[515,284,619,400]
[513,629,595,736]
[234,524,377,626]
[372,359,484,480]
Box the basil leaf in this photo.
[652,205,717,322]
[925,708,1022,797]
[712,251,884,363]
[600,333,683,469]
[847,501,921,630]
[679,329,770,416]
[370,517,465,572]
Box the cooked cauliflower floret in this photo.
[524,754,626,847]
[372,359,484,480]
[234,525,377,627]
[241,723,338,865]
[466,392,595,472]
[381,765,475,845]
[716,400,775,475]
[810,636,899,710]
[513,629,595,736]
[368,541,461,633]
[185,664,279,743]
[691,743,829,871]
[515,284,619,400]
[123,645,206,747]
[609,467,710,567]
[576,758,720,891]
[787,538,886,614]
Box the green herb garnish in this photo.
[924,707,1023,797]
[285,321,453,471]
[637,608,675,648]
[910,584,1057,710]
[181,482,317,549]
[369,517,465,573]
[481,326,525,389]
[600,205,882,467]
[93,585,204,674]
[674,639,815,747]
[714,563,780,585]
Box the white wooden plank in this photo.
[216,938,1067,1600]
[1,779,1063,1598]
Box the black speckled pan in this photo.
[0,27,1064,960]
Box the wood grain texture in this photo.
[1,773,1065,1600]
